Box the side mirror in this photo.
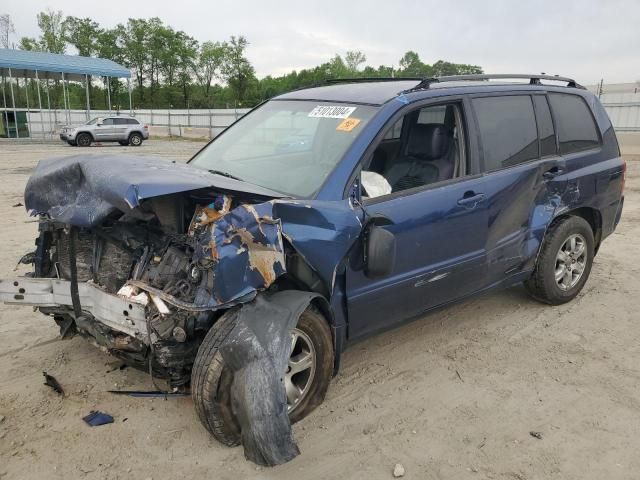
[364,225,396,279]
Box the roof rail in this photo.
[325,77,422,84]
[404,74,584,92]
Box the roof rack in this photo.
[325,77,422,84]
[404,74,584,92]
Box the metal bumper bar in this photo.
[0,278,148,342]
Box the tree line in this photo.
[2,11,483,110]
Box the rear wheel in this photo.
[76,133,92,147]
[525,216,594,305]
[191,304,333,446]
[129,132,143,146]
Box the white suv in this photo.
[60,116,149,147]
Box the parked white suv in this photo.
[60,115,149,147]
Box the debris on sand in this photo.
[393,463,405,477]
[43,372,64,396]
[529,431,543,440]
[82,411,114,427]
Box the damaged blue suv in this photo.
[1,74,625,459]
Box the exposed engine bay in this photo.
[28,189,297,385]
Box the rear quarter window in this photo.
[472,95,538,171]
[548,93,600,154]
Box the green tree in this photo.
[345,50,366,73]
[36,9,67,54]
[0,14,15,48]
[64,17,100,56]
[195,41,226,105]
[221,36,255,105]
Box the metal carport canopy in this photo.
[0,48,130,81]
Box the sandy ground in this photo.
[0,140,638,480]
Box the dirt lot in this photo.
[0,140,638,480]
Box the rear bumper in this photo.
[0,277,149,342]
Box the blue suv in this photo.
[2,74,625,448]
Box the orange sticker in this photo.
[336,118,361,132]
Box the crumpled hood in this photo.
[24,155,285,227]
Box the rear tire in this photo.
[76,133,92,147]
[525,216,594,305]
[191,304,333,446]
[129,132,143,146]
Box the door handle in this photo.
[543,166,565,180]
[457,192,485,207]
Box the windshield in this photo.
[85,117,101,125]
[189,100,378,197]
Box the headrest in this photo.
[406,123,452,160]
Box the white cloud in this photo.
[4,0,638,83]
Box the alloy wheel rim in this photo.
[285,328,315,414]
[555,233,587,291]
[131,136,141,145]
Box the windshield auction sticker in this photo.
[308,105,357,119]
[336,118,361,132]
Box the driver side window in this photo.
[360,102,467,200]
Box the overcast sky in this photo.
[5,0,639,84]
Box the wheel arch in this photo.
[553,206,603,253]
[76,130,95,141]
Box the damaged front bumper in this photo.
[0,277,148,340]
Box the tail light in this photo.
[144,124,149,129]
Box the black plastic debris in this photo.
[108,390,189,398]
[529,431,543,440]
[218,291,322,466]
[12,202,23,207]
[43,371,64,395]
[83,411,114,427]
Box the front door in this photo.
[346,100,489,339]
[346,174,491,339]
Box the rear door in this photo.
[114,118,132,141]
[468,93,568,286]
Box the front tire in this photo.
[76,133,92,147]
[525,216,595,305]
[191,304,333,446]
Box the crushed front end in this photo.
[0,155,293,387]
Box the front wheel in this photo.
[525,216,595,305]
[76,133,92,147]
[191,305,334,446]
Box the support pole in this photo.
[8,68,18,138]
[127,78,132,114]
[1,73,7,138]
[35,70,45,139]
[45,78,53,135]
[61,72,69,125]
[24,75,31,138]
[106,76,111,113]
[85,74,90,121]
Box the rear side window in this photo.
[533,95,556,157]
[114,118,127,125]
[127,118,140,125]
[548,93,599,154]
[473,95,538,171]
